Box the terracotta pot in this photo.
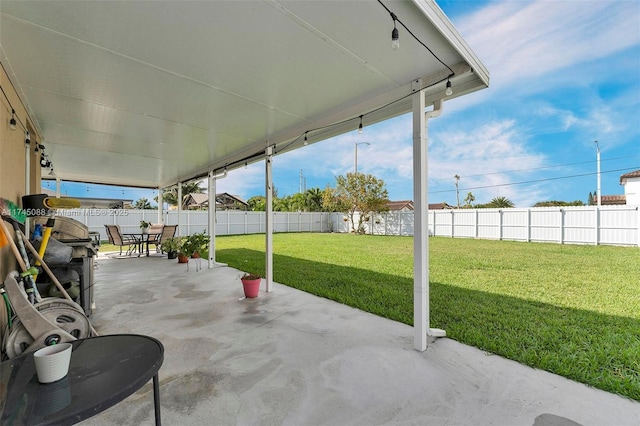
[177,254,189,263]
[191,252,200,259]
[241,278,261,298]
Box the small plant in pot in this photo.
[160,237,181,260]
[240,272,261,298]
[140,220,152,234]
[181,232,210,260]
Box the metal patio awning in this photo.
[0,0,488,188]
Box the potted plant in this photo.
[160,237,181,260]
[140,220,152,234]
[240,273,261,298]
[181,231,210,259]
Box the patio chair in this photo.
[104,224,140,256]
[149,225,178,253]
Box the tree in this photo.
[160,182,204,208]
[533,200,585,207]
[486,196,514,208]
[323,173,389,233]
[304,188,324,212]
[463,192,475,208]
[247,196,266,211]
[587,192,594,206]
[133,197,154,209]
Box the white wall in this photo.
[623,177,640,206]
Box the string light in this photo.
[445,79,453,96]
[304,132,308,146]
[391,13,399,50]
[25,130,30,145]
[9,109,16,130]
[358,116,363,134]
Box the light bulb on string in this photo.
[445,80,453,96]
[391,13,399,50]
[358,116,363,134]
[9,109,16,130]
[304,132,308,146]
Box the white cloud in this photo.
[460,1,639,84]
[429,119,547,206]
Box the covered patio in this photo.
[82,252,639,425]
[3,1,639,423]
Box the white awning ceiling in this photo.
[0,0,488,189]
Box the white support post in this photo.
[265,146,274,292]
[208,172,216,268]
[526,208,531,242]
[157,188,164,224]
[412,81,445,352]
[177,182,182,236]
[413,85,428,351]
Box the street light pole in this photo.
[354,142,370,174]
[595,140,601,207]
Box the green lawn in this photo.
[212,233,640,401]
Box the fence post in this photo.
[498,210,503,240]
[636,206,640,247]
[474,209,478,238]
[527,208,531,242]
[559,208,565,244]
[595,206,600,246]
[450,210,455,238]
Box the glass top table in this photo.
[1,334,164,425]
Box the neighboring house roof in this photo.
[215,193,249,211]
[620,170,640,184]
[388,200,414,211]
[183,193,209,209]
[598,195,626,205]
[183,192,248,210]
[428,203,452,210]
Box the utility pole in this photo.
[299,169,305,193]
[595,140,601,207]
[454,174,460,208]
[354,142,370,174]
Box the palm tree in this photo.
[463,192,475,208]
[160,181,204,208]
[487,196,514,208]
[133,197,153,209]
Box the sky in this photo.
[43,0,640,208]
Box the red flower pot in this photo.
[241,278,261,298]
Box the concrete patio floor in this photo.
[81,252,640,426]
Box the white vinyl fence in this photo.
[59,205,639,247]
[367,205,640,247]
